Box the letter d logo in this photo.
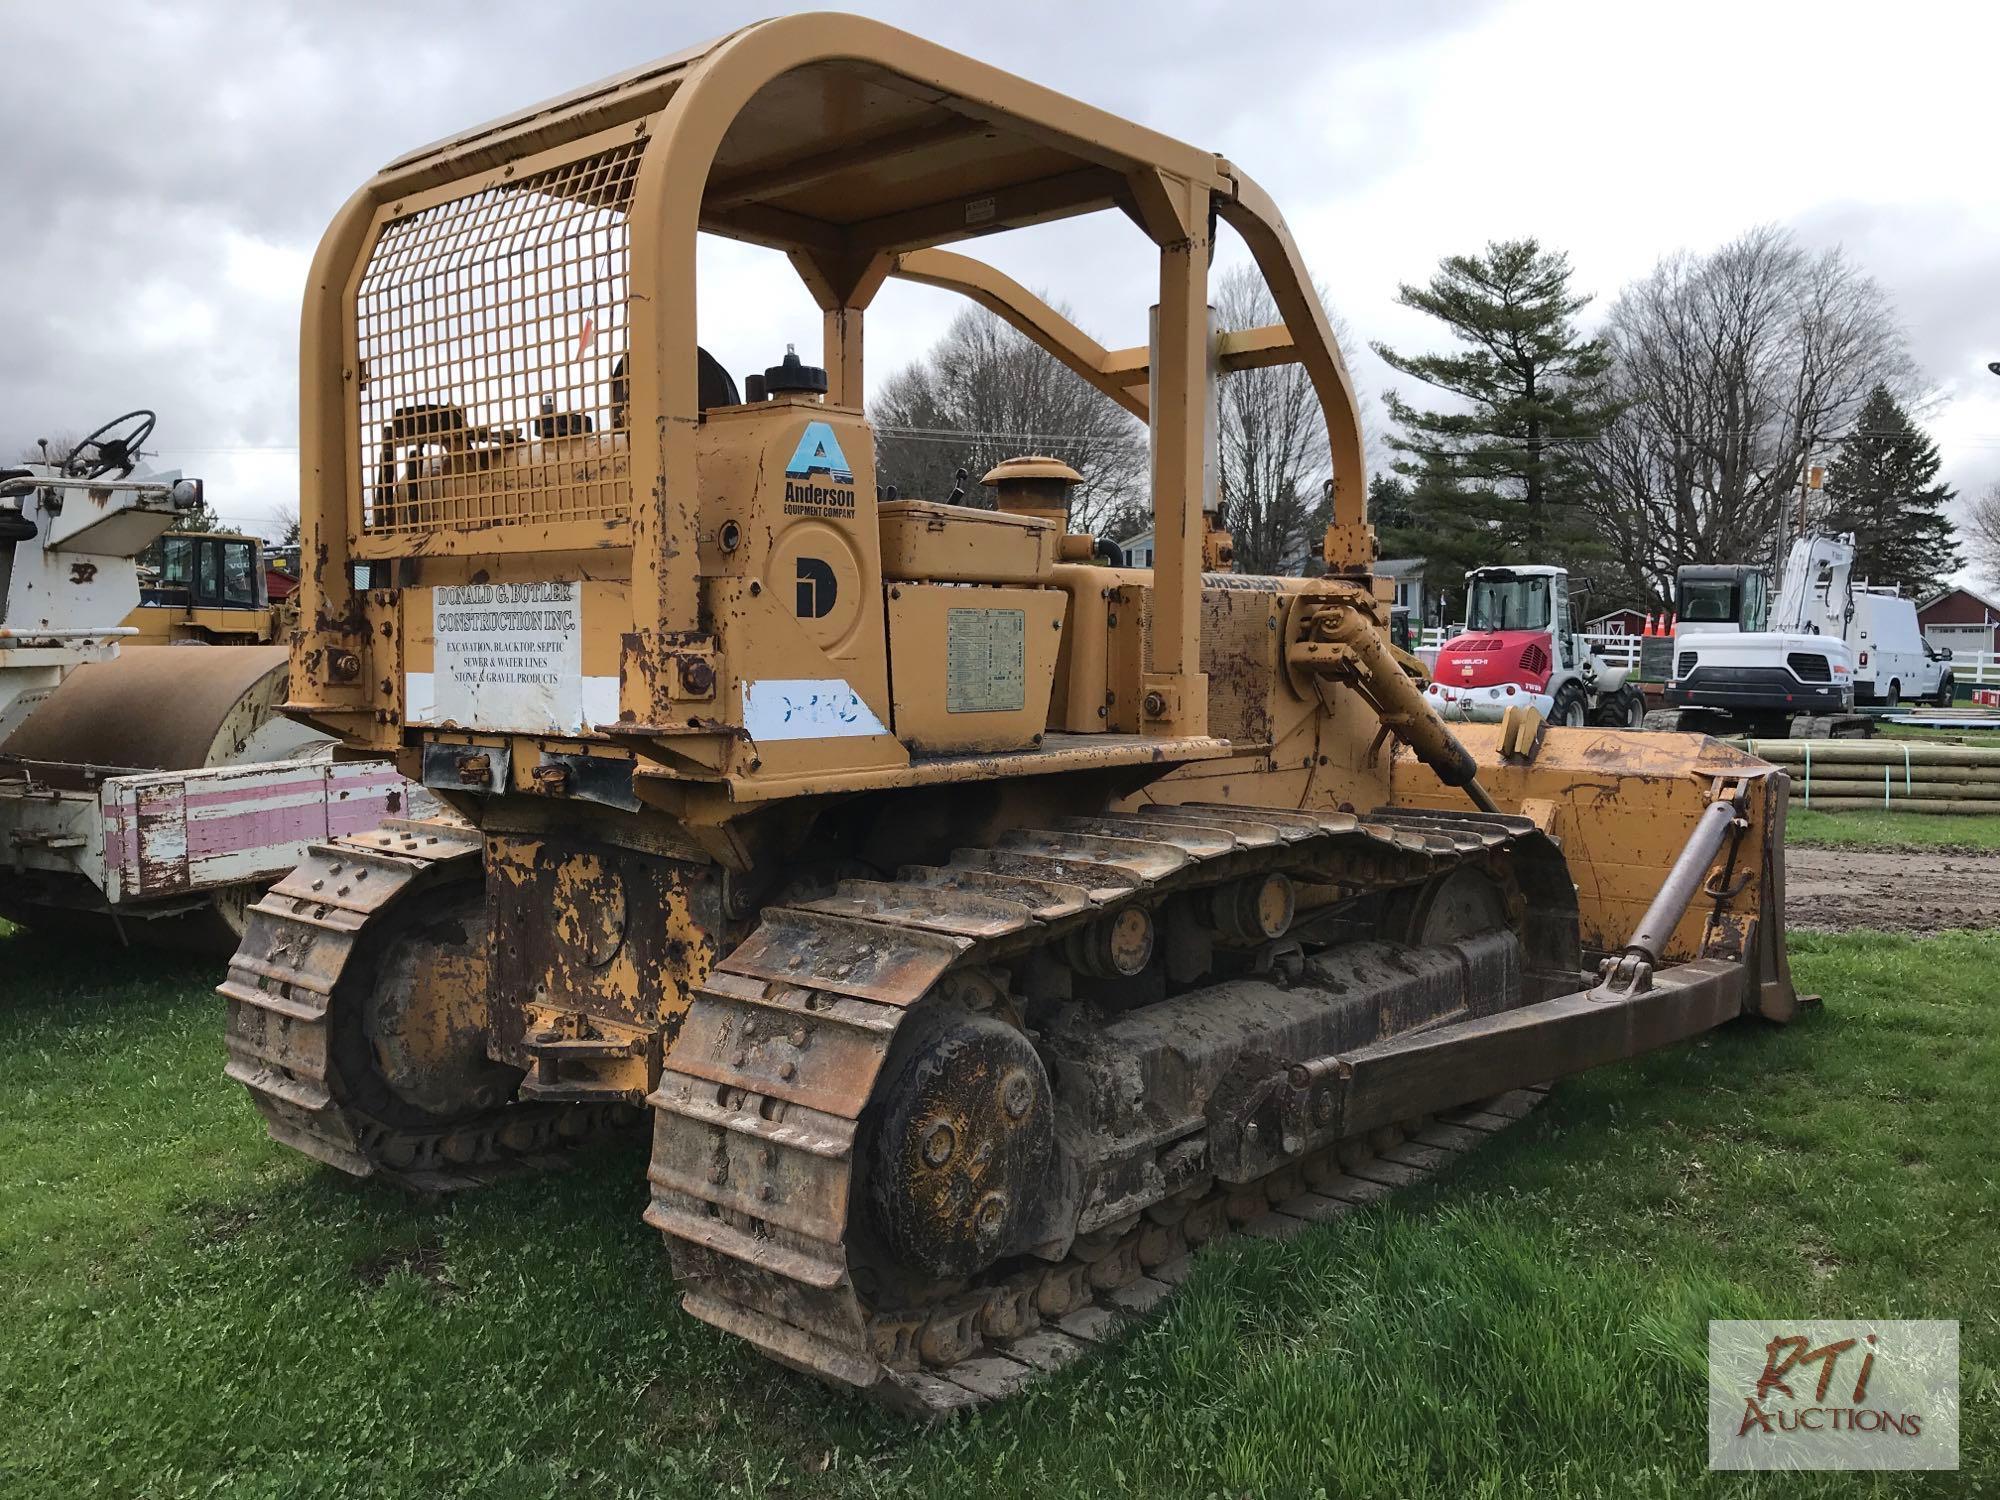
[796,556,838,619]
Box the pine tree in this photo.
[1817,385,1962,597]
[1369,472,1415,534]
[1373,239,1618,569]
[1374,457,1490,623]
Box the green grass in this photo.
[3,933,1995,1498]
[1786,808,2000,849]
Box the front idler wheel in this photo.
[864,1010,1054,1280]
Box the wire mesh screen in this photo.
[354,141,643,536]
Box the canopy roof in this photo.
[298,14,1374,732]
[384,18,1227,252]
[361,12,1362,528]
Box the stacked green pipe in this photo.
[1727,739,2000,814]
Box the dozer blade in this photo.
[1393,723,1800,1023]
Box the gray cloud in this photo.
[0,0,1487,526]
[3,0,1992,572]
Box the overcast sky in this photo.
[4,0,1995,582]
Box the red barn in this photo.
[1917,586,2000,659]
[1584,607,1650,637]
[263,544,302,603]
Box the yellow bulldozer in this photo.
[222,15,1799,1415]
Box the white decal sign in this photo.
[431,581,585,733]
[742,678,887,741]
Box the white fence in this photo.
[1414,628,2000,688]
[1955,651,2000,686]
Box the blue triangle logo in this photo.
[784,420,853,484]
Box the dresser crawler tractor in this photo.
[224,14,1801,1415]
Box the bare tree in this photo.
[1213,264,1340,575]
[871,304,1145,538]
[168,492,223,533]
[1582,226,1916,605]
[1968,481,2000,584]
[15,433,81,469]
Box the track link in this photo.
[221,821,626,1191]
[647,804,1566,1413]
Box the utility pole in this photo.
[1774,460,1823,581]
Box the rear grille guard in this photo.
[354,139,644,538]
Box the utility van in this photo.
[1850,589,1951,706]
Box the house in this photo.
[1117,527,1155,568]
[1374,558,1429,626]
[1584,606,1650,637]
[1917,586,2000,658]
[1116,526,1318,574]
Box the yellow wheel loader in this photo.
[223,15,1799,1414]
[123,529,294,647]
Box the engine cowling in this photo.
[1423,629,1557,723]
[1431,629,1552,690]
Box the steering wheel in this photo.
[65,409,157,479]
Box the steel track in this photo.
[645,804,1564,1413]
[220,822,629,1191]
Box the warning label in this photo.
[945,607,1027,714]
[432,580,583,732]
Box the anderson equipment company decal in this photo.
[782,420,857,519]
[945,607,1027,714]
[424,581,605,735]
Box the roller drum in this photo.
[0,646,325,778]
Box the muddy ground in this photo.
[1786,845,2000,934]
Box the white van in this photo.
[1850,590,1951,706]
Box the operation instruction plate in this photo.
[945,607,1027,714]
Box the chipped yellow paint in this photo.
[484,832,725,1099]
[1389,723,1785,966]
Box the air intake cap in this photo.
[764,345,828,397]
[980,455,1082,526]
